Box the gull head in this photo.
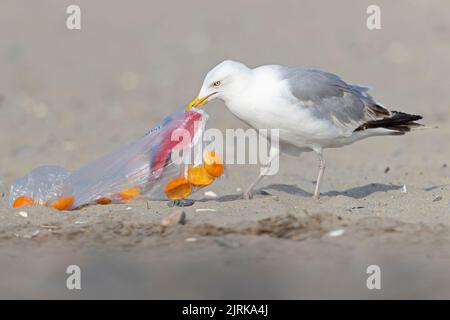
[186,60,251,111]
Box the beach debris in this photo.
[327,229,345,237]
[161,210,186,227]
[17,211,28,218]
[125,206,133,211]
[167,199,195,207]
[236,187,242,192]
[384,167,390,173]
[195,208,217,212]
[204,191,218,198]
[433,196,443,202]
[185,237,197,242]
[9,108,223,210]
[401,185,407,193]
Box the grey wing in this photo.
[280,67,390,132]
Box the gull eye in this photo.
[212,81,221,87]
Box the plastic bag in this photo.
[9,107,224,210]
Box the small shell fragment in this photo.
[401,185,407,193]
[187,165,214,187]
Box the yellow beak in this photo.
[185,95,209,111]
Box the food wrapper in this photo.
[9,107,224,210]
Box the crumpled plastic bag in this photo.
[9,107,224,210]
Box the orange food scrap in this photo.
[117,187,141,201]
[96,197,112,205]
[164,177,192,200]
[203,150,224,177]
[187,165,214,187]
[13,196,34,209]
[50,196,74,211]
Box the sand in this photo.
[0,0,449,298]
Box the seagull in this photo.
[186,60,423,200]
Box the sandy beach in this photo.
[0,0,449,298]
